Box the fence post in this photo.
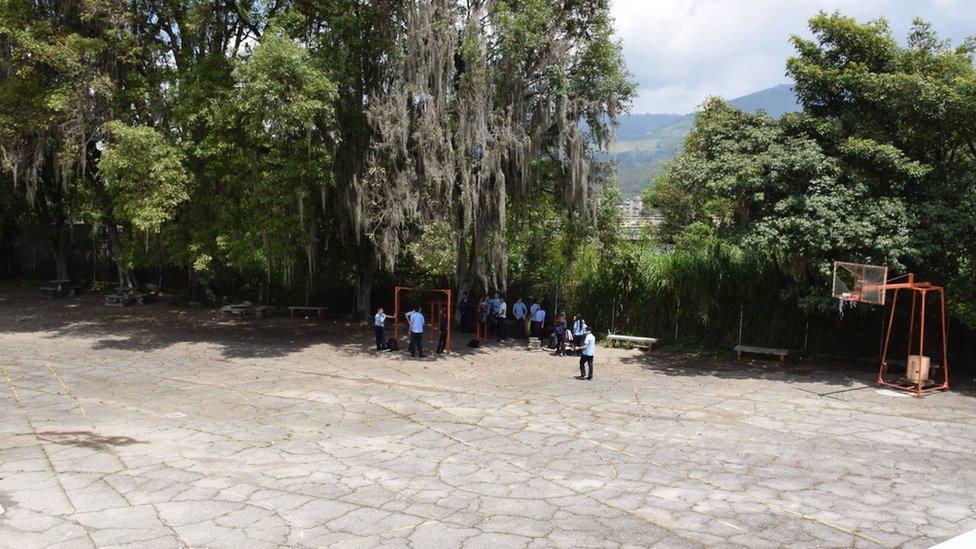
[737,304,744,346]
[674,296,680,342]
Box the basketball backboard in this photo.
[832,261,888,305]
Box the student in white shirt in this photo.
[578,327,596,380]
[374,307,390,350]
[405,306,426,357]
[496,298,508,340]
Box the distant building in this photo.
[617,195,663,240]
[618,195,644,218]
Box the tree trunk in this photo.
[105,224,138,288]
[52,237,69,281]
[355,249,376,320]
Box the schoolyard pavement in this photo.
[1,292,975,547]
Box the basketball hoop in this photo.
[830,261,951,396]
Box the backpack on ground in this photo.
[467,338,480,348]
[385,337,399,351]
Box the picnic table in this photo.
[40,279,72,298]
[105,287,147,307]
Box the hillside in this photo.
[610,84,801,197]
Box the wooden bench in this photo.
[607,334,658,351]
[734,344,789,363]
[289,306,327,318]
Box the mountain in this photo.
[609,84,801,197]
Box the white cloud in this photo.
[611,0,976,113]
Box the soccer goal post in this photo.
[393,286,453,353]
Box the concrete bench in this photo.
[607,334,657,351]
[105,293,146,307]
[734,344,789,363]
[40,286,60,298]
[105,294,129,307]
[221,304,251,318]
[289,306,327,318]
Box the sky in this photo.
[611,0,976,114]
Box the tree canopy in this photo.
[1,0,633,314]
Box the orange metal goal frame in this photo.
[870,274,950,396]
[393,286,452,354]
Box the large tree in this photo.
[303,0,634,316]
[788,12,976,324]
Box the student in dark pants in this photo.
[531,302,546,339]
[496,298,508,340]
[373,307,389,350]
[553,313,568,356]
[512,298,527,338]
[458,292,471,333]
[577,327,596,380]
[406,306,426,357]
[436,311,449,354]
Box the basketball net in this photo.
[838,292,858,318]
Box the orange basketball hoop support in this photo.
[876,274,950,396]
[393,286,452,354]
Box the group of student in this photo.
[460,292,550,341]
[371,304,449,358]
[371,290,597,380]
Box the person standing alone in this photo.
[406,306,426,357]
[577,327,596,380]
[374,307,390,350]
[512,298,527,338]
[458,291,471,333]
[436,309,449,354]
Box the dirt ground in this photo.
[1,287,975,548]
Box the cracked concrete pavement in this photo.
[1,291,975,548]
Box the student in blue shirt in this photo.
[373,307,390,350]
[531,302,546,339]
[571,314,587,353]
[405,306,426,357]
[512,298,527,338]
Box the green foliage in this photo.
[98,122,189,231]
[409,221,456,278]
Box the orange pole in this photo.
[917,289,926,394]
[879,288,900,384]
[907,290,917,358]
[939,289,950,390]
